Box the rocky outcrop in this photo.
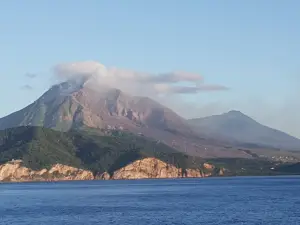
[0,160,93,182]
[111,158,203,180]
[47,164,94,180]
[0,158,223,182]
[96,172,111,180]
[203,163,214,170]
[217,167,226,176]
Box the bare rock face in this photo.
[218,168,226,176]
[47,164,94,180]
[0,158,222,182]
[0,160,31,182]
[96,172,111,180]
[0,160,93,182]
[111,158,203,180]
[203,163,215,170]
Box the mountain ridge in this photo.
[0,79,253,158]
[1,77,299,157]
[188,110,300,151]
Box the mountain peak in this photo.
[0,78,192,135]
[221,110,255,122]
[227,110,243,115]
[225,110,247,117]
[188,110,300,150]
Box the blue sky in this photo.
[0,0,299,137]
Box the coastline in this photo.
[0,158,220,183]
[2,174,300,185]
[2,157,298,183]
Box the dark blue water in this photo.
[0,176,299,225]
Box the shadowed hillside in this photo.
[0,126,205,175]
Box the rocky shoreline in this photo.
[0,158,221,182]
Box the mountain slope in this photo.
[0,80,85,131]
[0,79,191,133]
[188,110,300,151]
[0,79,251,158]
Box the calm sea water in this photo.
[0,176,299,225]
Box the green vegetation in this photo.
[206,158,287,176]
[0,126,80,170]
[0,126,298,177]
[273,163,300,175]
[0,126,204,175]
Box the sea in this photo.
[0,176,299,225]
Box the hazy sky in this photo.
[0,1,299,137]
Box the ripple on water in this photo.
[0,176,300,225]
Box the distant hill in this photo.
[188,110,300,151]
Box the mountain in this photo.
[0,78,250,158]
[188,110,300,151]
[0,78,191,135]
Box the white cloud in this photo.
[154,84,229,94]
[53,61,228,96]
[25,73,37,78]
[20,85,33,90]
[53,61,107,80]
[51,61,230,128]
[107,69,203,83]
[49,61,300,138]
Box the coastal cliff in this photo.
[0,158,218,182]
[111,157,205,180]
[0,160,94,182]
